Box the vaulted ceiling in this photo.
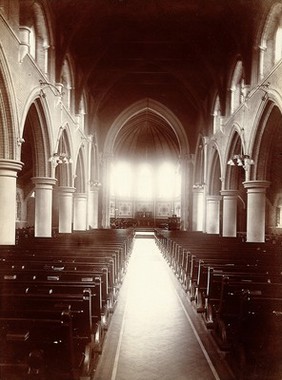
[49,0,272,159]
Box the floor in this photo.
[93,237,235,380]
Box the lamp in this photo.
[89,180,102,188]
[49,131,72,167]
[260,81,270,101]
[227,154,254,170]
[39,79,64,97]
[17,137,25,146]
[49,152,72,167]
[193,183,205,189]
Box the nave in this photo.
[94,238,234,380]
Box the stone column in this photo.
[243,180,270,242]
[32,177,57,237]
[192,187,204,231]
[73,193,87,231]
[58,186,75,233]
[0,159,23,245]
[88,188,99,229]
[206,195,221,234]
[102,153,113,228]
[180,154,193,230]
[221,190,238,237]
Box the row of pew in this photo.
[155,230,282,379]
[0,229,134,380]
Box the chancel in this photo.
[0,1,282,379]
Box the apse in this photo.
[110,109,181,225]
[114,110,179,164]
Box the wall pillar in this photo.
[221,190,238,237]
[180,154,193,230]
[206,195,221,234]
[192,187,204,231]
[102,153,113,228]
[0,159,23,245]
[73,193,87,231]
[88,188,99,229]
[243,180,270,242]
[32,177,57,237]
[58,186,75,233]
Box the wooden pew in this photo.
[211,277,282,351]
[0,292,97,380]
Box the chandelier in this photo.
[49,129,72,167]
[49,152,72,167]
[227,154,254,170]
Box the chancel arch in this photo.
[103,98,189,229]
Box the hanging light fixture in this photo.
[227,154,254,170]
[49,129,72,167]
[89,180,102,188]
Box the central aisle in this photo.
[94,238,233,380]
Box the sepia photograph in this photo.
[0,0,281,379]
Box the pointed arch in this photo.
[19,0,55,76]
[207,148,221,196]
[74,146,87,193]
[194,135,205,186]
[225,130,246,190]
[252,101,282,182]
[60,56,75,112]
[259,3,282,79]
[0,45,19,160]
[230,60,246,114]
[54,126,73,187]
[104,98,190,157]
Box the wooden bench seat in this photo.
[211,278,282,351]
[0,292,97,380]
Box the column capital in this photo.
[32,177,57,187]
[192,186,205,194]
[206,195,222,202]
[243,180,270,190]
[220,189,238,197]
[57,186,76,194]
[73,192,87,199]
[0,159,24,177]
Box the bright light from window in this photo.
[158,162,175,198]
[111,161,132,197]
[137,163,153,199]
[111,160,181,200]
[275,26,282,63]
[30,26,36,59]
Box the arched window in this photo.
[111,161,133,197]
[259,4,282,79]
[61,59,73,111]
[274,21,282,63]
[19,2,50,76]
[29,26,36,59]
[78,95,86,132]
[213,95,222,133]
[137,163,153,199]
[157,162,177,199]
[230,61,245,114]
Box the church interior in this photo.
[0,0,282,379]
